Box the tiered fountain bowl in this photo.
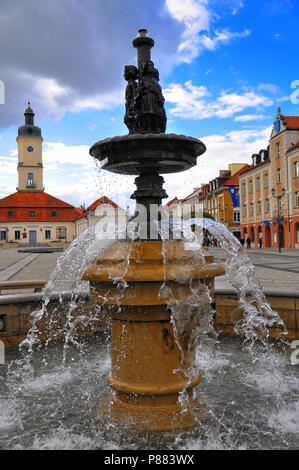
[83,29,225,431]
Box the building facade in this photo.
[240,109,299,249]
[198,163,247,239]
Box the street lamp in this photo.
[271,187,286,252]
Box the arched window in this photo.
[27,173,34,187]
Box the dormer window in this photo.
[51,211,57,217]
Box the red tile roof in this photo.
[165,197,179,207]
[0,191,75,208]
[223,165,250,186]
[284,116,299,130]
[88,196,119,212]
[287,141,299,152]
[181,188,202,202]
[74,196,120,221]
[0,191,83,223]
[237,159,270,177]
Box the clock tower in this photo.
[16,103,44,192]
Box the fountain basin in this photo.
[89,133,206,175]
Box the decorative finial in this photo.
[277,107,281,114]
[132,29,154,71]
[24,101,35,125]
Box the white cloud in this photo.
[0,155,17,173]
[0,182,15,199]
[198,28,250,52]
[257,83,281,95]
[164,81,274,120]
[164,126,271,200]
[231,1,244,15]
[33,76,124,118]
[234,114,267,122]
[43,142,93,167]
[165,0,250,62]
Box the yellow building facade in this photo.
[240,109,299,248]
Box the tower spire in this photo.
[24,101,35,125]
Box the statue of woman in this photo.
[134,61,166,133]
[124,65,138,134]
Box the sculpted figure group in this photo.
[124,60,167,134]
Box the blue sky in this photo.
[0,0,298,209]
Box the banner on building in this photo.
[228,186,239,208]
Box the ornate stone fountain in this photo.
[83,29,225,431]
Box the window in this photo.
[277,168,281,183]
[27,173,35,188]
[256,177,261,191]
[276,142,280,158]
[56,227,67,239]
[257,201,261,215]
[242,183,246,196]
[249,203,254,216]
[51,211,57,217]
[7,211,13,217]
[0,230,7,240]
[264,173,269,188]
[265,199,270,213]
[233,212,240,222]
[249,180,253,193]
[278,196,282,217]
[29,211,36,217]
[242,205,246,218]
[14,230,21,240]
[295,191,299,208]
[294,161,299,178]
[45,229,51,240]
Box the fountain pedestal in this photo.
[83,240,225,431]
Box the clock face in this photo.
[27,145,34,152]
[274,119,280,133]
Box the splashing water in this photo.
[0,218,298,450]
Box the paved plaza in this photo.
[0,248,61,284]
[0,246,299,291]
[213,247,299,290]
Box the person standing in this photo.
[259,232,263,249]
